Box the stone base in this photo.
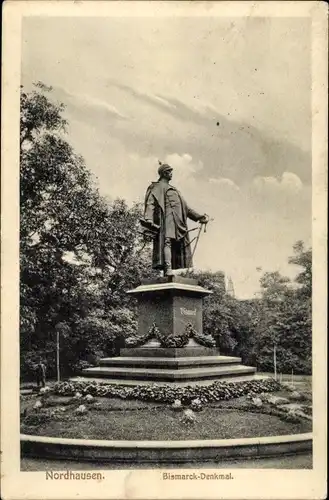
[121,346,219,358]
[78,352,257,385]
[126,276,212,342]
[76,276,257,386]
[140,275,199,286]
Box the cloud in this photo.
[107,80,177,114]
[164,153,202,175]
[80,83,312,186]
[74,93,128,119]
[252,172,303,195]
[66,91,128,120]
[108,80,218,125]
[280,172,304,193]
[160,153,204,198]
[46,81,311,190]
[20,16,312,299]
[209,177,240,191]
[151,95,176,110]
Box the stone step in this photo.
[120,346,219,358]
[81,364,256,382]
[99,355,242,369]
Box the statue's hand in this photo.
[199,214,209,224]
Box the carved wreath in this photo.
[125,322,215,348]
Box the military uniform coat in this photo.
[144,179,203,270]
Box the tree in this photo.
[288,240,312,299]
[227,298,260,365]
[20,82,67,147]
[20,83,154,378]
[249,242,312,374]
[259,271,291,304]
[20,82,94,377]
[188,270,238,353]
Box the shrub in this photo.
[22,406,67,426]
[181,409,197,424]
[289,391,306,401]
[251,397,263,407]
[281,410,303,424]
[33,400,43,409]
[171,399,182,411]
[190,398,203,412]
[53,378,281,405]
[75,404,87,414]
[39,386,51,394]
[22,412,48,426]
[75,360,93,371]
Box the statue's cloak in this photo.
[144,181,202,270]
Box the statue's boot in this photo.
[164,261,174,277]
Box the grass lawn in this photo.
[258,373,312,396]
[21,392,312,441]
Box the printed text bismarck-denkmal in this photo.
[162,472,234,480]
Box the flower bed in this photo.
[20,399,312,441]
[21,379,312,441]
[53,378,281,404]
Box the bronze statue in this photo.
[141,162,209,276]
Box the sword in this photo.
[186,216,213,274]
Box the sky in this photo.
[21,16,312,299]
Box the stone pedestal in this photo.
[126,275,212,341]
[75,276,257,386]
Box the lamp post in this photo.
[273,344,277,381]
[55,323,64,383]
[56,328,60,382]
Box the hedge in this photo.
[53,378,281,405]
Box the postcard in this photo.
[1,1,327,499]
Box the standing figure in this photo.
[35,359,46,388]
[142,162,209,276]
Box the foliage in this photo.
[200,242,313,375]
[221,399,309,424]
[125,322,158,348]
[74,307,136,361]
[187,243,312,375]
[157,331,190,348]
[190,398,203,412]
[245,243,312,374]
[20,83,155,378]
[171,399,182,411]
[157,322,192,348]
[180,408,198,424]
[53,378,281,404]
[288,241,312,300]
[192,332,216,348]
[187,270,237,353]
[125,321,216,348]
[20,82,67,145]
